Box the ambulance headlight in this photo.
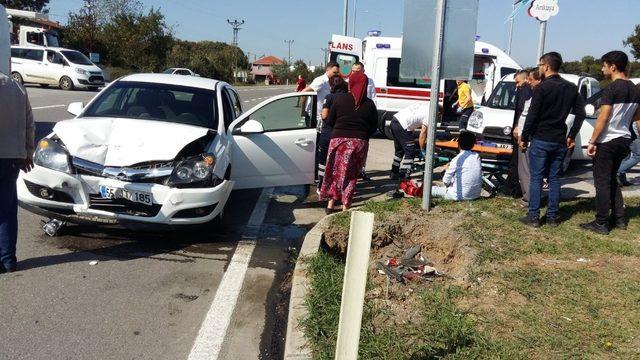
[468,111,483,129]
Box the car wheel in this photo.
[11,72,23,84]
[39,84,49,88]
[59,76,74,91]
[384,125,394,140]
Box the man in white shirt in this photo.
[431,131,483,201]
[302,61,340,126]
[350,62,376,100]
[389,103,429,179]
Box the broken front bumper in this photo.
[17,165,233,228]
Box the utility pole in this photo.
[507,1,518,56]
[342,0,349,35]
[536,20,547,61]
[284,39,294,64]
[226,19,245,47]
[351,0,357,37]
[227,19,245,84]
[320,48,328,68]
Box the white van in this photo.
[10,46,105,90]
[467,73,601,162]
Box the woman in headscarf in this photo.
[320,72,378,213]
[317,75,349,190]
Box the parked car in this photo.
[466,73,601,164]
[163,67,199,77]
[10,46,105,90]
[17,74,318,233]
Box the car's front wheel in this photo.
[11,72,23,85]
[59,76,74,91]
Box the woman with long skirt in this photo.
[320,72,378,213]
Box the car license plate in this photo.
[99,185,152,206]
[496,143,513,150]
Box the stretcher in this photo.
[433,139,513,195]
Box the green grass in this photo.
[302,196,640,359]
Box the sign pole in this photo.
[536,20,547,61]
[507,2,516,55]
[421,0,446,211]
[342,0,349,35]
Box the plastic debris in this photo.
[576,258,589,263]
[377,245,444,283]
[89,260,99,266]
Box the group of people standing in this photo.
[511,50,640,235]
[302,62,378,214]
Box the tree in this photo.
[166,40,248,82]
[624,25,640,60]
[101,8,173,71]
[0,0,49,11]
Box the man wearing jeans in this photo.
[581,51,640,234]
[616,123,640,186]
[519,52,586,228]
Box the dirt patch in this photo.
[322,205,475,326]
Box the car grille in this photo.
[89,194,161,217]
[88,76,104,83]
[482,126,512,142]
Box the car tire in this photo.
[39,84,49,88]
[11,72,23,85]
[59,76,74,91]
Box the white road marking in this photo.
[187,187,274,360]
[32,104,66,110]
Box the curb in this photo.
[284,214,336,359]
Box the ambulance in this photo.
[328,33,522,137]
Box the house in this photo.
[251,55,285,84]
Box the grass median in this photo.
[300,197,640,359]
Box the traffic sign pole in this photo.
[421,0,446,211]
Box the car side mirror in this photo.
[67,102,84,116]
[585,104,595,118]
[236,119,264,134]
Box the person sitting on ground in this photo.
[431,131,483,201]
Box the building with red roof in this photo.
[251,55,285,84]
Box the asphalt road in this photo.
[0,84,326,360]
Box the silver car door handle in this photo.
[294,138,312,146]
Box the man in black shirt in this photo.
[581,51,640,234]
[519,52,586,227]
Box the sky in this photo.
[46,0,640,68]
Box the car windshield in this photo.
[162,68,176,74]
[83,81,218,129]
[61,50,92,65]
[486,81,518,110]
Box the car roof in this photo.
[119,73,222,90]
[501,72,597,85]
[10,45,79,52]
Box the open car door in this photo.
[227,92,317,190]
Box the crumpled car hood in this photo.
[53,117,211,167]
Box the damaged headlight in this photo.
[467,110,483,129]
[167,154,218,188]
[34,138,71,173]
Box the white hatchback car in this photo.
[18,74,317,231]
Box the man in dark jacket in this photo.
[519,52,586,228]
[502,70,532,196]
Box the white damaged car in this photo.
[18,74,318,232]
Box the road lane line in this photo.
[188,187,274,360]
[32,104,66,110]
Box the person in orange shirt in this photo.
[455,80,474,130]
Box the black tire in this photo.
[39,84,49,88]
[59,76,74,91]
[11,72,23,85]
